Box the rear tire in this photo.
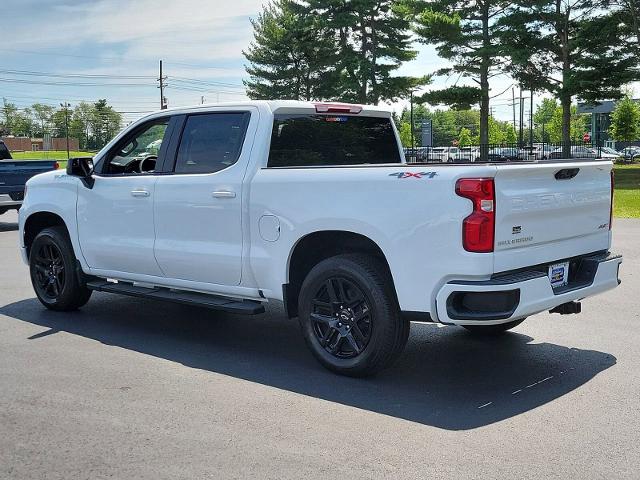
[462,318,525,336]
[29,226,92,311]
[298,254,409,377]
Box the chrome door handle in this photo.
[131,189,150,197]
[212,190,236,198]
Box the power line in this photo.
[0,68,155,80]
[1,93,159,105]
[0,77,153,87]
[167,84,246,96]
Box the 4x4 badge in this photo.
[389,172,437,179]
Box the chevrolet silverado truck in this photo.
[18,101,622,376]
[1,140,60,215]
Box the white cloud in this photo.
[6,0,263,61]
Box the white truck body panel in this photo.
[18,100,621,327]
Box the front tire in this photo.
[462,318,525,336]
[29,226,92,311]
[298,254,409,377]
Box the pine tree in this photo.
[408,1,510,159]
[304,0,427,104]
[243,0,339,101]
[90,100,122,150]
[500,1,638,155]
[605,1,640,49]
[610,95,640,141]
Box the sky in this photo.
[2,0,535,125]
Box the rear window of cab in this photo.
[267,114,401,167]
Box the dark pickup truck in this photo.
[0,140,60,215]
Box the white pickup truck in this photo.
[18,101,622,376]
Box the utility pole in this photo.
[410,90,415,150]
[60,102,70,160]
[529,88,534,146]
[158,60,167,110]
[512,87,517,136]
[519,87,524,147]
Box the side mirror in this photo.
[67,157,95,188]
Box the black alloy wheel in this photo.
[310,277,373,359]
[32,241,66,300]
[298,254,409,377]
[29,226,92,311]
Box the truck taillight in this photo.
[456,178,495,253]
[610,170,614,230]
[54,162,60,170]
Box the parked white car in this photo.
[548,146,599,159]
[518,144,555,161]
[18,101,622,376]
[450,147,479,162]
[600,147,623,161]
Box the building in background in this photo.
[578,99,640,147]
[0,136,79,152]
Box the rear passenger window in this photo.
[174,112,250,174]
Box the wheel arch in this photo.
[23,211,69,257]
[283,230,397,318]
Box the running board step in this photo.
[86,280,265,315]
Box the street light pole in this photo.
[60,102,70,160]
[410,90,415,150]
[529,88,534,146]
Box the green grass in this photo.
[613,164,640,218]
[11,150,94,163]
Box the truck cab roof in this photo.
[147,100,393,120]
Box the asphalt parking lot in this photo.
[1,209,638,479]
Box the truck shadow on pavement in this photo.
[1,294,616,431]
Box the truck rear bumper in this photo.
[435,252,622,326]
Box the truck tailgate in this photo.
[0,160,58,188]
[493,161,612,273]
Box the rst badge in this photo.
[389,171,437,179]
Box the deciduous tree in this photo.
[610,95,640,141]
[533,98,557,142]
[31,103,55,138]
[547,105,588,143]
